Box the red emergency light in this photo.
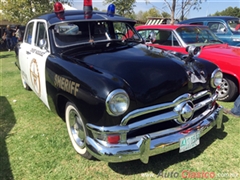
[54,2,64,13]
[54,2,65,20]
[83,0,93,19]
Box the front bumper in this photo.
[86,105,223,163]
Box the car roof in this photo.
[136,24,209,30]
[33,10,136,27]
[179,16,239,22]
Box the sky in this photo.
[72,0,240,18]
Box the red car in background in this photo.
[136,24,240,101]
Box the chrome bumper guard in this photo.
[86,105,223,164]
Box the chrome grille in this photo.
[122,90,217,143]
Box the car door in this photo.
[19,20,51,109]
[19,21,34,85]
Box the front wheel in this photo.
[65,102,92,159]
[217,76,238,102]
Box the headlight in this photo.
[106,89,130,116]
[211,68,223,88]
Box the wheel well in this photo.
[56,95,68,121]
[223,73,239,92]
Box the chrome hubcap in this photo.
[217,79,229,99]
[69,110,85,148]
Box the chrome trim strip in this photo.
[128,111,178,131]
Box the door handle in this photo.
[26,51,31,55]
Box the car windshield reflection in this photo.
[53,21,141,48]
[176,26,222,45]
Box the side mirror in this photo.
[186,45,201,57]
[39,39,47,49]
[184,45,201,64]
[149,31,156,43]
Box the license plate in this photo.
[179,131,200,153]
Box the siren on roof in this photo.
[84,0,93,19]
[107,4,115,17]
[54,2,65,20]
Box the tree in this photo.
[1,0,73,25]
[211,7,240,17]
[141,8,161,22]
[177,0,206,21]
[103,0,136,18]
[93,7,100,11]
[145,0,206,24]
[135,8,170,23]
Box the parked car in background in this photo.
[136,24,240,101]
[178,16,240,47]
[15,1,223,164]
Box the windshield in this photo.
[176,26,222,45]
[53,21,141,47]
[227,19,240,32]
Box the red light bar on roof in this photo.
[54,2,64,13]
[84,0,93,19]
[84,0,92,6]
[54,2,65,20]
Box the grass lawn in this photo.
[0,51,239,180]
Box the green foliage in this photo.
[144,0,206,22]
[142,8,161,22]
[103,0,136,18]
[136,8,170,23]
[1,0,72,25]
[211,7,240,17]
[93,7,99,11]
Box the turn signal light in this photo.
[107,135,120,144]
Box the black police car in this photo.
[15,1,223,163]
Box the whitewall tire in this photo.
[65,102,92,159]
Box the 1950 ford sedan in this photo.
[15,2,223,163]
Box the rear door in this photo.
[19,20,51,109]
[19,21,35,92]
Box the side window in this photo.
[208,22,226,33]
[35,22,48,49]
[138,30,157,40]
[24,22,34,44]
[113,22,140,40]
[156,30,179,46]
[113,22,127,39]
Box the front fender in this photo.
[45,55,135,126]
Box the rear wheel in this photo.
[217,76,238,102]
[65,102,92,159]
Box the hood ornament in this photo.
[174,101,194,124]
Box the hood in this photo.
[65,43,215,106]
[200,44,240,59]
[199,44,240,74]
